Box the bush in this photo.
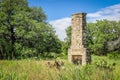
[93,59,116,71]
[107,51,120,60]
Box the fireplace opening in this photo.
[72,55,82,65]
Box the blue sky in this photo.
[28,0,120,40]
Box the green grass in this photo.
[0,55,120,80]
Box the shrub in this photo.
[107,51,120,60]
[93,59,116,71]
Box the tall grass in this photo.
[0,56,120,80]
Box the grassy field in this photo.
[0,55,120,80]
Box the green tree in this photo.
[86,20,120,55]
[0,0,29,59]
[65,20,120,56]
[0,0,62,59]
[30,7,47,22]
[62,26,71,54]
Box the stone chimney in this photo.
[68,13,91,65]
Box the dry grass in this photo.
[0,56,120,80]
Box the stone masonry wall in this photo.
[68,13,91,65]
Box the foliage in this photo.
[107,51,120,60]
[64,20,120,55]
[0,0,62,59]
[86,20,120,55]
[93,58,116,71]
[0,55,120,80]
[62,26,71,54]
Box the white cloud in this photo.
[49,18,71,41]
[87,4,120,22]
[49,4,120,40]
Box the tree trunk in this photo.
[10,26,15,59]
[8,0,16,59]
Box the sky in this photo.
[28,0,120,41]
